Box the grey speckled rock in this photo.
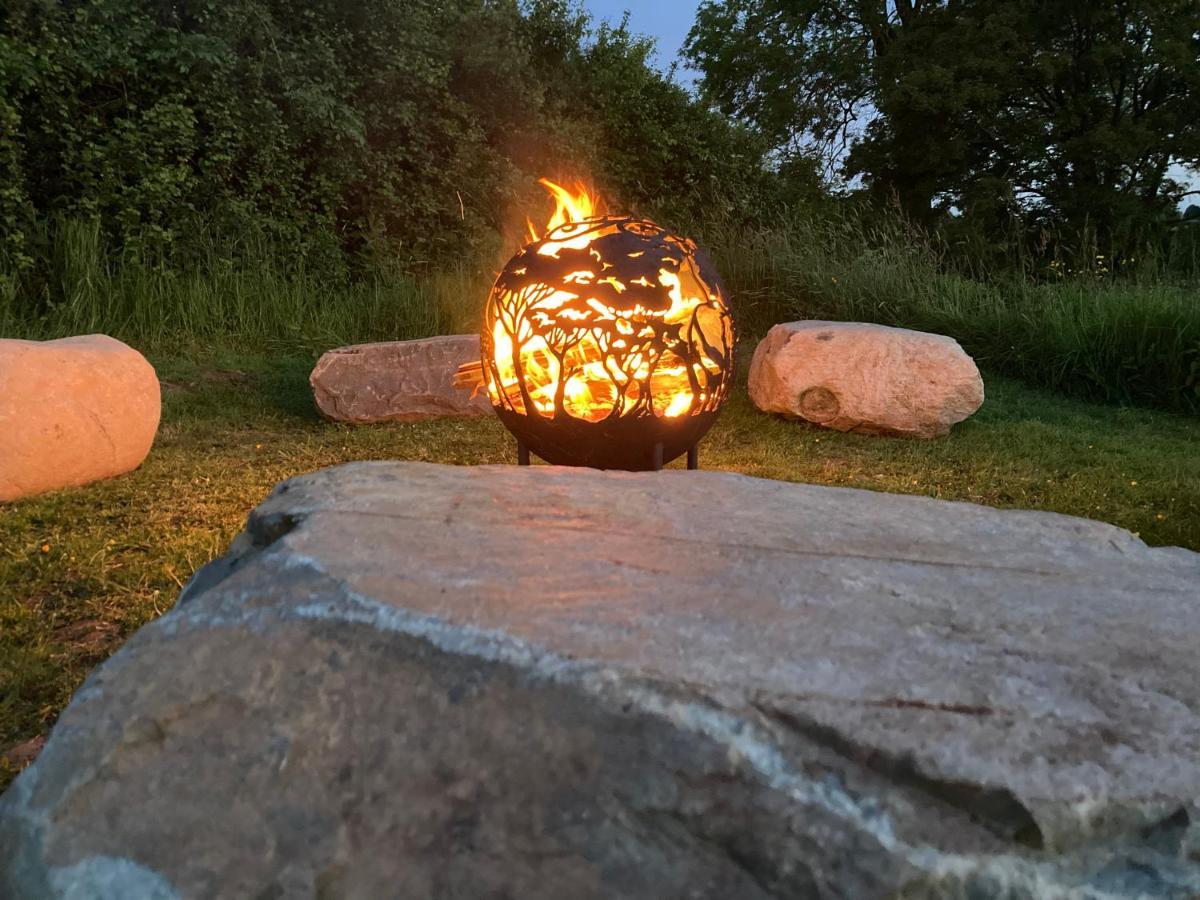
[310,335,490,423]
[2,462,1199,898]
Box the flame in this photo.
[483,179,730,426]
[526,179,602,242]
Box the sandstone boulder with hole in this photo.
[3,462,1199,897]
[0,335,160,502]
[748,321,984,438]
[310,335,490,423]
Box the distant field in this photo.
[3,347,1198,792]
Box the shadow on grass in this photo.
[154,350,322,425]
[257,358,322,422]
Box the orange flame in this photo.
[526,178,604,242]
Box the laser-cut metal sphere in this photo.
[481,215,734,470]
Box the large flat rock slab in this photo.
[2,462,1199,897]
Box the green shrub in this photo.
[0,0,773,287]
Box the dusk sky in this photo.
[582,1,701,76]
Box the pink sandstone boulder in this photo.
[748,321,984,439]
[0,335,161,501]
[310,335,491,424]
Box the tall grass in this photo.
[704,209,1200,414]
[3,214,1199,414]
[0,219,488,351]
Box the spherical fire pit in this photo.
[480,181,734,470]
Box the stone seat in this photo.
[0,335,160,501]
[309,335,490,424]
[749,320,984,438]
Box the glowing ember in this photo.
[483,180,734,428]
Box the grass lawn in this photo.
[2,347,1199,792]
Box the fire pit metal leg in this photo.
[687,445,699,470]
[516,440,530,467]
[651,443,664,471]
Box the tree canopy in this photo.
[0,0,771,272]
[686,0,1200,246]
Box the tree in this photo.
[0,0,774,283]
[685,0,1200,246]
